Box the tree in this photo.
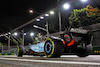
[0,42,3,46]
[69,5,100,27]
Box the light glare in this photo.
[14,32,18,36]
[40,16,44,19]
[45,14,49,16]
[24,33,26,35]
[81,0,88,2]
[63,3,70,10]
[50,11,54,14]
[30,33,34,36]
[8,32,11,34]
[36,19,40,21]
[29,9,33,13]
[33,25,38,28]
[5,33,8,35]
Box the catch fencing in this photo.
[0,46,17,53]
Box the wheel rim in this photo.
[44,38,54,57]
[45,42,52,53]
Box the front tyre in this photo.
[17,46,24,57]
[44,38,64,58]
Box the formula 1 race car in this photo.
[17,28,93,58]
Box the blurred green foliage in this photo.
[69,5,100,27]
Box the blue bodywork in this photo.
[29,42,44,52]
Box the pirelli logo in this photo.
[94,50,100,53]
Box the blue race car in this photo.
[17,28,93,58]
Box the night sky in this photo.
[0,0,100,34]
[0,0,57,17]
[0,0,57,33]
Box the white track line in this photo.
[0,58,100,65]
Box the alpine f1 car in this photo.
[17,28,93,58]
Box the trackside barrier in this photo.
[0,46,17,53]
[93,47,100,54]
[0,53,15,55]
[0,46,17,55]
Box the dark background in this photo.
[0,0,57,33]
[0,0,100,34]
[0,0,100,46]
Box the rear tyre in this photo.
[86,44,93,53]
[17,46,24,57]
[77,48,88,57]
[44,38,64,58]
[77,42,93,57]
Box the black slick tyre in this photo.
[17,46,24,57]
[77,42,93,57]
[44,37,64,58]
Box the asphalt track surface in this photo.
[0,55,100,67]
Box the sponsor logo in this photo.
[94,50,100,53]
[70,28,88,34]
